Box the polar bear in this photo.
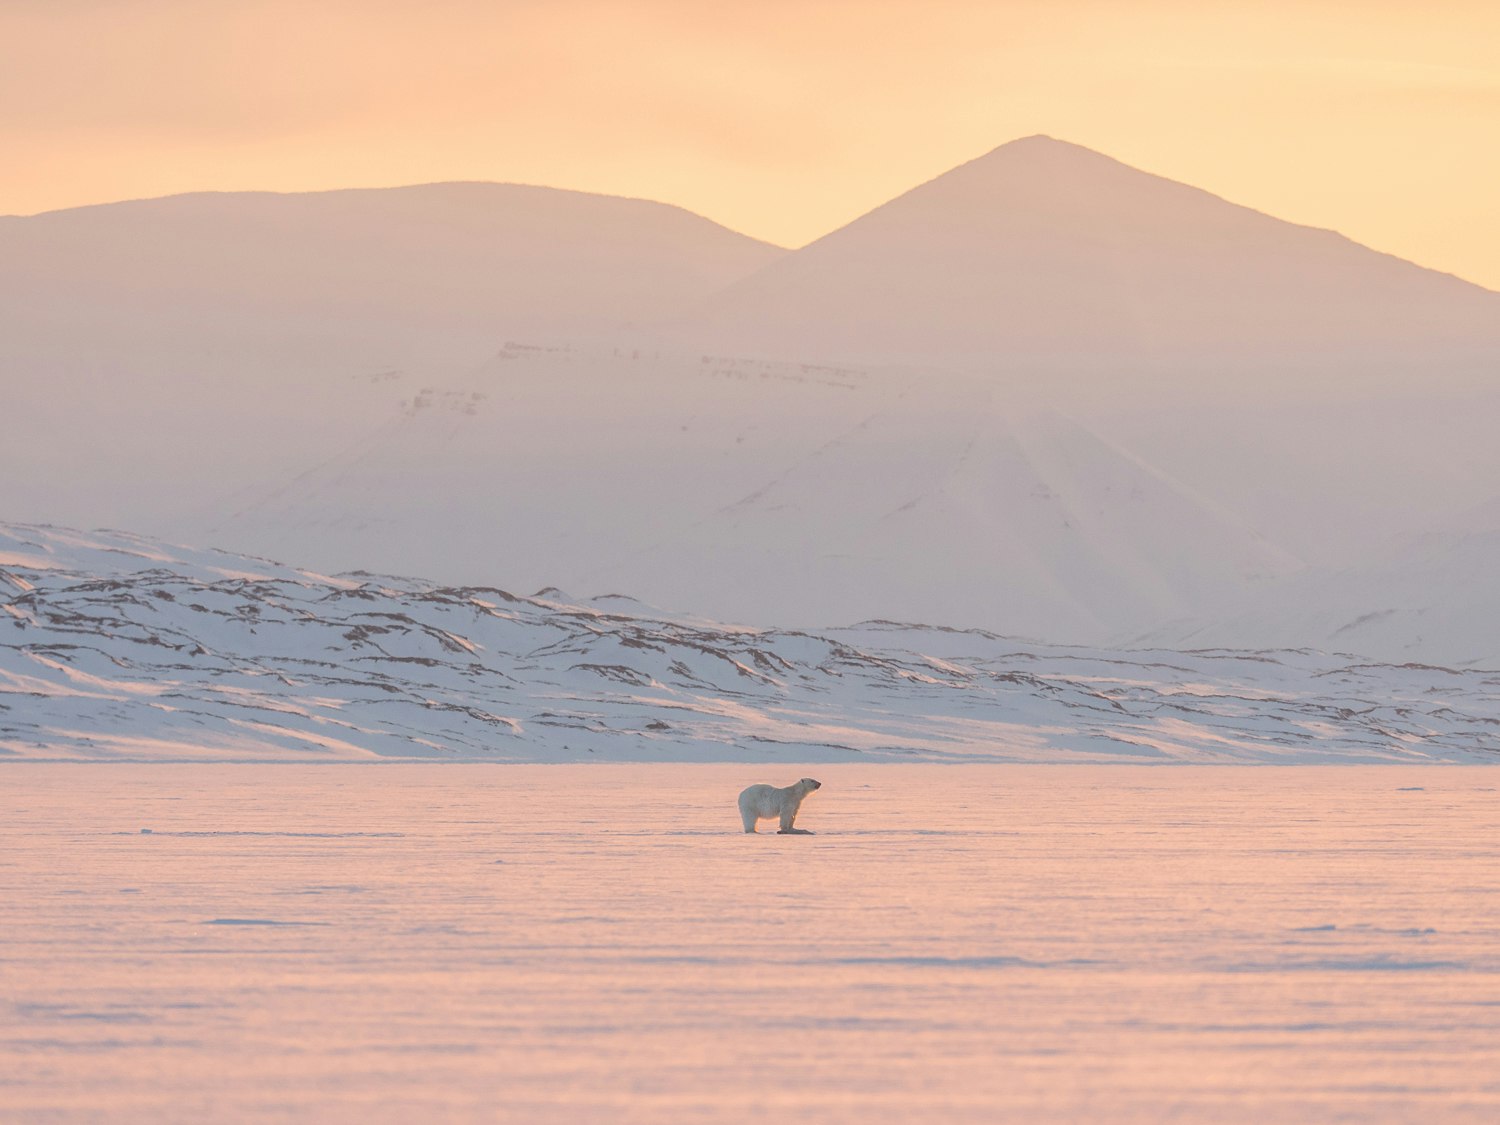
[738,778,822,834]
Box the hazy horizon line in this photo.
[8,134,1496,293]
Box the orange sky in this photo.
[4,1,1498,288]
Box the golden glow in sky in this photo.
[4,0,1497,287]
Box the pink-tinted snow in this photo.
[3,765,1497,1122]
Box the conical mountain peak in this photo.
[971,133,1118,162]
[684,136,1500,369]
[842,135,1209,231]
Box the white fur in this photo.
[738,778,822,834]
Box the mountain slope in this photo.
[0,181,785,365]
[1143,496,1500,665]
[3,522,1495,763]
[580,397,1297,638]
[678,135,1500,371]
[0,184,784,559]
[183,346,1295,639]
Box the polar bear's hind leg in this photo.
[738,785,768,833]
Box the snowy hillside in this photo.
[3,523,1496,763]
[189,344,1297,641]
[1143,502,1500,665]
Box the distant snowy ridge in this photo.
[3,524,1496,764]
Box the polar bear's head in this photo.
[799,778,822,792]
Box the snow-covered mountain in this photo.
[0,181,783,364]
[4,139,1500,663]
[0,182,786,566]
[673,135,1500,374]
[3,523,1496,763]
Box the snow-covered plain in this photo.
[3,523,1498,764]
[3,764,1498,1123]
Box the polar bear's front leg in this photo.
[778,810,813,835]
